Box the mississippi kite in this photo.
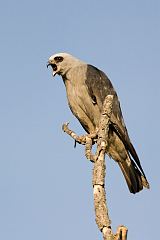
[47,53,149,194]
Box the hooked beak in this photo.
[47,63,51,68]
[47,62,58,77]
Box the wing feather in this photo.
[85,65,146,178]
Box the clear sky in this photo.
[0,1,159,239]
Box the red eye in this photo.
[54,56,63,62]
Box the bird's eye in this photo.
[54,56,64,62]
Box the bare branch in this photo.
[62,122,86,145]
[62,123,97,162]
[62,95,128,240]
[93,95,113,239]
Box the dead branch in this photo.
[62,95,128,240]
[92,95,113,239]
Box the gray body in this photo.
[48,53,149,193]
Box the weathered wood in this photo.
[93,95,114,239]
[62,95,128,240]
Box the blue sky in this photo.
[0,1,159,239]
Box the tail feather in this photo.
[118,158,149,194]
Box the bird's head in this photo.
[47,52,84,77]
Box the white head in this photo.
[47,52,84,77]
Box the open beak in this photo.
[47,62,58,77]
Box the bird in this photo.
[47,52,149,194]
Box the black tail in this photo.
[118,158,150,194]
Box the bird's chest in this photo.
[65,80,88,115]
[64,79,100,132]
